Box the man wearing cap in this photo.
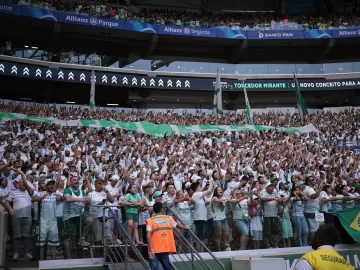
[303,176,321,239]
[105,174,122,244]
[152,191,164,204]
[32,178,59,260]
[88,178,115,257]
[5,170,34,261]
[144,190,164,217]
[62,176,90,258]
[269,176,280,191]
[260,183,282,248]
[146,202,190,270]
[279,182,291,200]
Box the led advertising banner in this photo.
[1,61,360,91]
[0,2,21,16]
[4,3,360,40]
[247,30,305,40]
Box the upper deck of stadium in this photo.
[2,0,360,64]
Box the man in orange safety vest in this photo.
[146,202,190,270]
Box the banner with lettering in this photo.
[332,28,360,38]
[0,2,21,16]
[247,30,305,40]
[157,25,217,38]
[0,112,319,136]
[58,12,125,30]
[3,3,360,40]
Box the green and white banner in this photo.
[0,112,319,136]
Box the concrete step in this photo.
[106,262,158,270]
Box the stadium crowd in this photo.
[13,0,360,29]
[0,102,360,261]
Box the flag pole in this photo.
[243,80,253,125]
[215,68,218,125]
[89,53,96,111]
[294,72,308,125]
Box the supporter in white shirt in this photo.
[88,178,115,251]
[190,179,213,244]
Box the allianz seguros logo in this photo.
[90,18,98,26]
[183,28,191,35]
[0,4,12,12]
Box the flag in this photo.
[294,74,308,118]
[0,112,320,134]
[337,208,360,244]
[243,84,253,125]
[213,71,223,118]
[89,68,96,110]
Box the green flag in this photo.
[213,71,223,118]
[243,84,253,125]
[294,74,308,118]
[0,112,320,135]
[337,208,360,244]
[89,68,96,110]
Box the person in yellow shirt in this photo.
[146,202,190,270]
[294,223,354,270]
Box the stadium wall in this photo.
[38,245,360,270]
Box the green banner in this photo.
[0,112,319,136]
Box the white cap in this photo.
[110,175,120,181]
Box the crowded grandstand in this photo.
[0,102,360,259]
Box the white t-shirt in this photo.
[303,186,320,213]
[55,189,64,217]
[105,183,120,209]
[88,191,107,218]
[319,191,332,213]
[173,201,192,225]
[7,189,32,218]
[191,192,207,221]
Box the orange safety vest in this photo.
[146,214,176,254]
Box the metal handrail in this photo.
[164,206,225,270]
[108,207,151,270]
[172,230,212,270]
[80,205,150,270]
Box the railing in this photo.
[164,206,225,270]
[0,205,7,267]
[82,205,224,270]
[81,205,150,270]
